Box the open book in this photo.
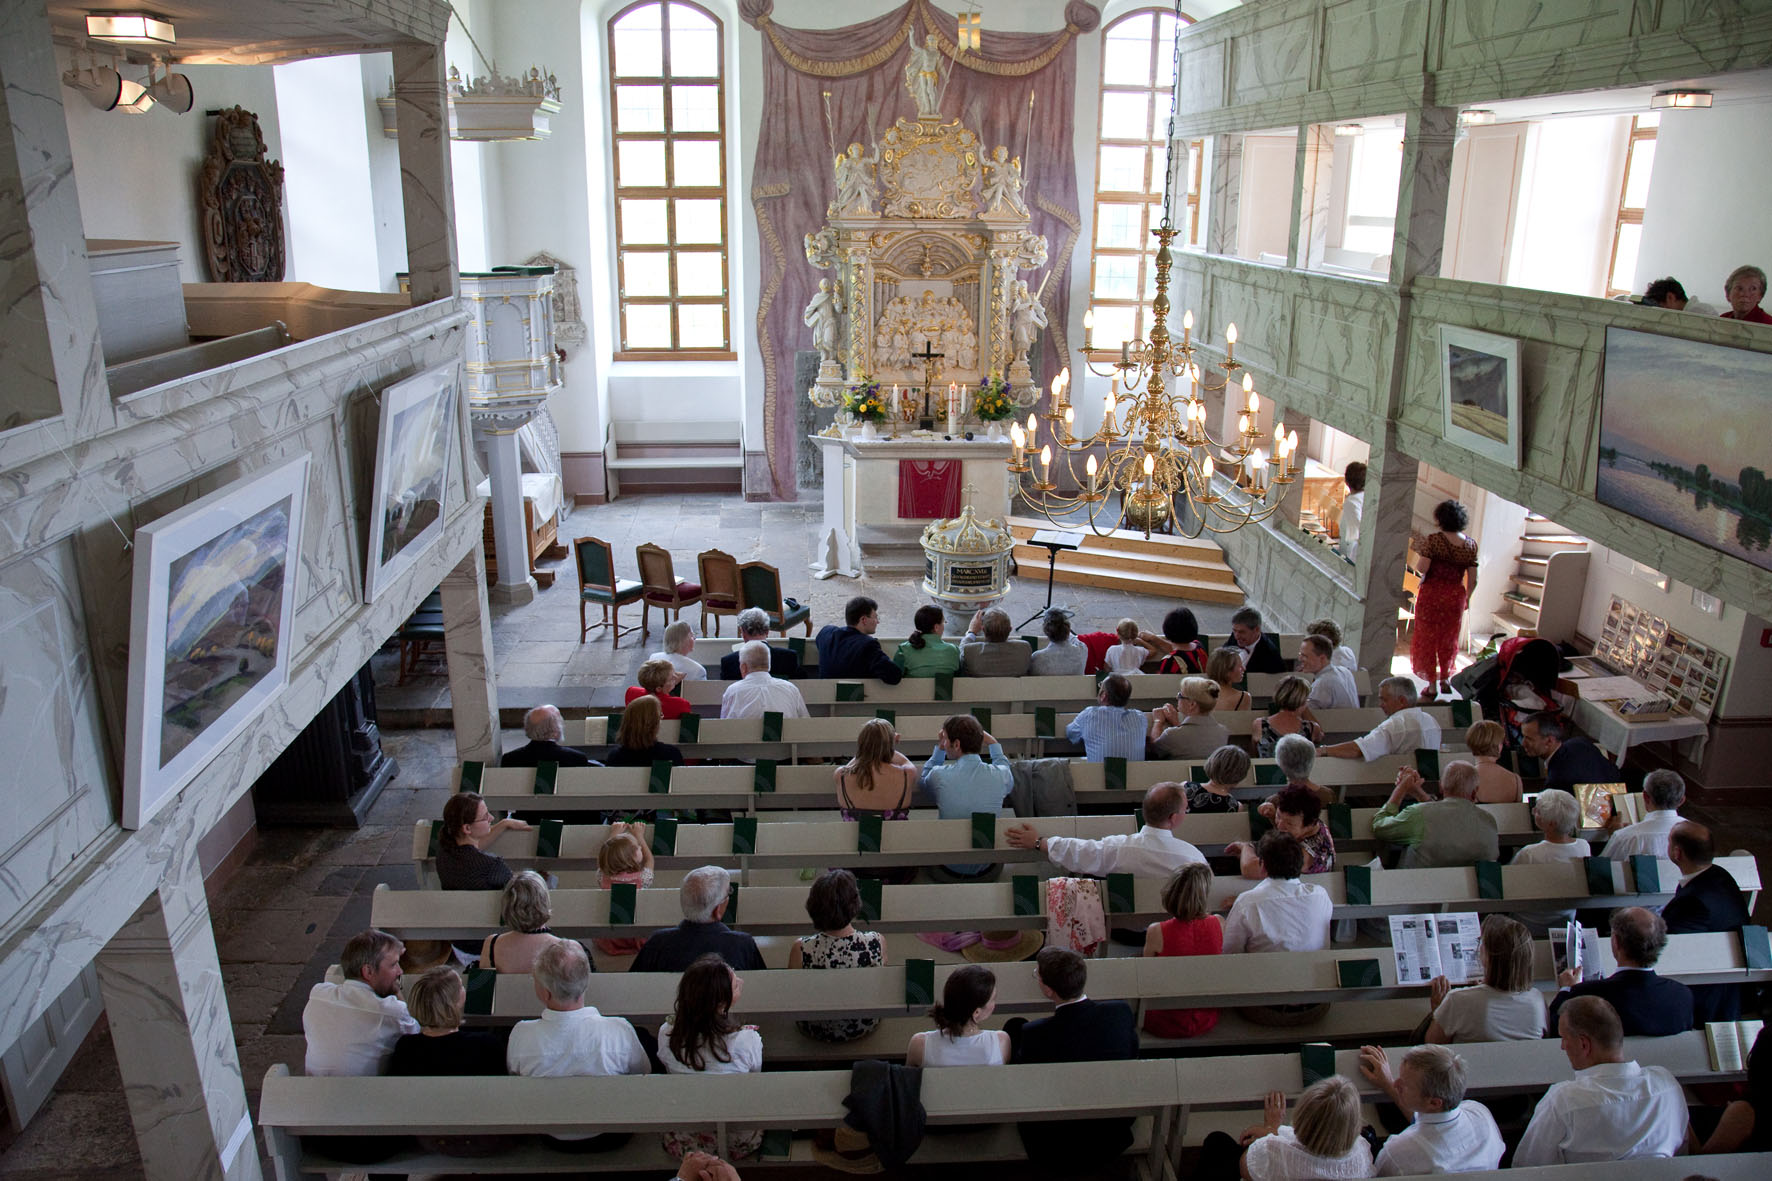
[1706,1020,1765,1072]
[1388,913,1482,984]
[1572,783,1633,828]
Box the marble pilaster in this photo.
[95,869,258,1181]
[1291,125,1336,272]
[1205,133,1243,257]
[1353,427,1418,684]
[440,545,499,763]
[392,41,458,304]
[1389,105,1457,286]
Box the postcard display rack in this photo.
[1593,596,1728,722]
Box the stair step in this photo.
[1036,558,1245,604]
[1011,543,1237,585]
[1503,591,1541,613]
[1516,556,1548,570]
[1521,537,1588,553]
[1509,575,1545,591]
[1008,518,1223,560]
[1490,612,1538,638]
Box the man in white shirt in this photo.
[1318,676,1441,761]
[719,640,808,720]
[1601,768,1685,862]
[1359,1044,1504,1175]
[1336,462,1365,564]
[1513,994,1688,1165]
[1222,831,1333,953]
[1297,634,1360,711]
[301,928,419,1076]
[1004,783,1204,877]
[507,939,651,1147]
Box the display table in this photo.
[810,432,1013,579]
[1569,696,1710,766]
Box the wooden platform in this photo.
[1009,517,1244,605]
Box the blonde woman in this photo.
[605,694,684,767]
[1232,1075,1373,1181]
[1425,914,1546,1042]
[833,718,917,820]
[1142,864,1223,1038]
[1207,646,1253,712]
[1253,676,1323,757]
[1465,720,1522,803]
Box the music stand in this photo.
[1018,529,1084,628]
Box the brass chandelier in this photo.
[1006,3,1301,539]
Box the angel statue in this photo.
[803,277,845,364]
[803,226,839,269]
[1009,279,1047,359]
[980,145,1028,215]
[832,142,880,215]
[905,34,943,119]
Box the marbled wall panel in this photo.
[1286,290,1391,419]
[0,543,115,938]
[1438,0,1638,69]
[1229,15,1315,106]
[1320,0,1428,89]
[1202,271,1292,379]
[1210,507,1362,636]
[1177,40,1227,118]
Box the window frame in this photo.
[1604,114,1657,300]
[1085,6,1198,359]
[607,0,734,360]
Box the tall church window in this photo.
[1605,113,1656,298]
[1086,7,1197,355]
[609,1,731,358]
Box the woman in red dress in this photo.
[1411,499,1479,698]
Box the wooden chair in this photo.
[738,560,812,636]
[573,536,644,644]
[634,543,701,637]
[696,548,742,636]
[395,590,445,684]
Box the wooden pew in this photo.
[370,855,1762,940]
[687,632,1314,671]
[411,796,1639,885]
[257,1035,1748,1179]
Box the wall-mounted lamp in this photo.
[1459,109,1496,126]
[1332,123,1363,137]
[146,60,195,114]
[1649,89,1712,109]
[85,11,176,46]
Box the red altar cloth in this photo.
[898,459,961,519]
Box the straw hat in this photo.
[961,928,1046,963]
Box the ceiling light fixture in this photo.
[1459,109,1496,125]
[1649,89,1712,109]
[85,12,176,46]
[1333,123,1363,137]
[147,60,195,114]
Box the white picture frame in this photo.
[364,365,457,601]
[1439,324,1522,468]
[123,455,309,829]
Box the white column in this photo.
[441,546,500,762]
[391,41,458,304]
[95,873,259,1181]
[480,427,538,605]
[811,435,861,578]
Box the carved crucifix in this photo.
[911,339,944,428]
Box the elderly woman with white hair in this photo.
[1273,733,1331,810]
[479,870,587,975]
[1507,788,1591,934]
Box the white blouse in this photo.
[1245,1126,1374,1181]
[655,1022,762,1074]
[917,1029,1007,1067]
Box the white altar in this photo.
[811,432,1013,579]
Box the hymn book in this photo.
[1388,913,1483,984]
[1705,1020,1764,1072]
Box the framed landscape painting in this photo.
[364,365,457,601]
[1598,327,1772,573]
[123,455,309,829]
[1439,325,1522,468]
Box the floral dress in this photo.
[656,1023,764,1161]
[1256,715,1323,758]
[1411,531,1479,685]
[795,930,885,1042]
[1184,783,1242,814]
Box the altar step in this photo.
[854,524,931,577]
[1007,519,1244,605]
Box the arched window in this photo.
[1086,7,1198,354]
[608,0,731,358]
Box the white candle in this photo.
[1039,445,1052,482]
[1120,341,1131,366]
[1086,454,1099,492]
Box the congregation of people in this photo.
[304,589,1768,1177]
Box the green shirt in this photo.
[1371,800,1424,846]
[893,636,962,678]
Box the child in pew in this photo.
[905,964,1010,1067]
[1103,617,1154,674]
[657,954,763,1162]
[1141,864,1223,1039]
[1197,1075,1373,1181]
[592,823,656,957]
[789,868,887,1043]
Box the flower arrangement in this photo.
[843,374,889,422]
[973,374,1016,421]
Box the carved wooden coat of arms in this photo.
[200,107,285,282]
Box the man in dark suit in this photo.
[631,866,766,973]
[717,608,802,680]
[814,595,902,683]
[1220,606,1286,675]
[1546,907,1692,1036]
[1008,947,1140,1172]
[1520,713,1621,792]
[1665,821,1750,1022]
[501,705,597,768]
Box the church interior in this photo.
[2,0,1771,1177]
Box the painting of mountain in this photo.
[365,367,456,600]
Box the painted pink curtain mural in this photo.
[743,0,1098,500]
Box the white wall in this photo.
[274,55,385,291]
[360,53,410,291]
[448,0,499,273]
[1633,101,1772,305]
[60,58,286,283]
[1236,133,1297,262]
[1505,115,1628,297]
